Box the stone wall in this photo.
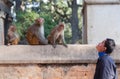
[0,45,119,79]
[0,64,120,79]
[0,64,95,79]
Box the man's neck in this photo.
[98,52,107,58]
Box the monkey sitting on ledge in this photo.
[47,22,68,48]
[7,25,20,45]
[26,18,48,45]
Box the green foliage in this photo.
[14,10,58,40]
[39,12,58,37]
[14,11,39,39]
[13,0,82,43]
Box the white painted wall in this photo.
[87,5,120,44]
[85,0,119,3]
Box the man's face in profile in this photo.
[96,40,106,52]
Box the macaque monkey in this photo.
[7,25,20,45]
[26,18,48,45]
[47,22,68,48]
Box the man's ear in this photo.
[104,47,107,51]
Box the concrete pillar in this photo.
[0,0,13,45]
[83,0,120,44]
[0,11,5,45]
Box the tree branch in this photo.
[67,1,71,8]
[55,9,64,18]
[77,4,83,7]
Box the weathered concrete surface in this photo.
[0,11,5,45]
[0,64,120,79]
[0,0,13,45]
[0,45,119,79]
[0,45,119,64]
[0,0,12,14]
[85,0,120,4]
[0,64,96,79]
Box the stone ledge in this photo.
[0,45,120,64]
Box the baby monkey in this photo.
[7,25,19,45]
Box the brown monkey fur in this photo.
[26,18,48,45]
[7,25,19,45]
[47,22,67,48]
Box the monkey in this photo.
[47,22,68,48]
[7,25,20,45]
[26,18,48,45]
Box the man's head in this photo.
[96,38,116,54]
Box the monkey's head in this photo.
[9,25,16,32]
[58,23,64,31]
[35,18,44,26]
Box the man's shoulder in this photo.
[100,55,116,66]
[100,55,112,61]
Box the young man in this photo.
[94,38,118,79]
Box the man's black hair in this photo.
[105,38,116,54]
